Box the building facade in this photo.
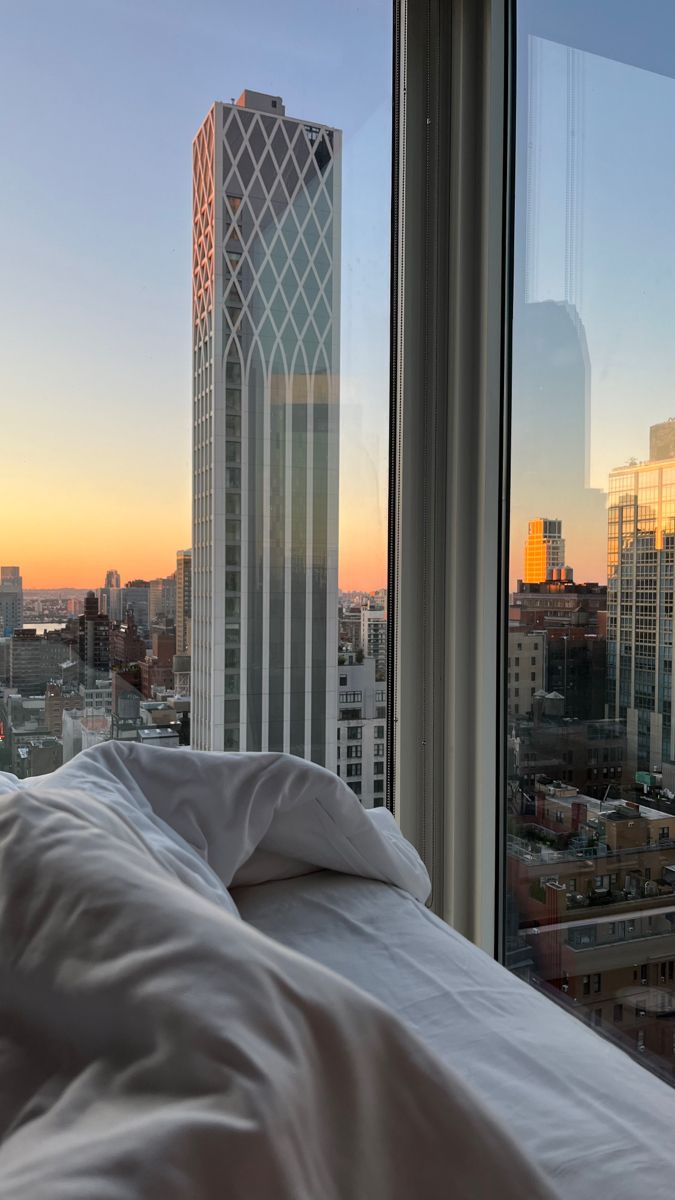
[0,566,23,636]
[192,91,341,764]
[507,630,546,718]
[523,519,567,584]
[78,592,110,688]
[176,549,192,655]
[336,655,386,809]
[360,608,387,681]
[607,427,675,773]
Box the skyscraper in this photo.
[607,423,675,773]
[100,569,121,619]
[78,591,110,688]
[149,574,176,625]
[523,518,566,583]
[192,91,341,765]
[176,549,192,656]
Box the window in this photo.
[346,764,362,779]
[503,0,675,1086]
[1,2,392,820]
[374,762,384,775]
[340,708,362,721]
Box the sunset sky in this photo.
[0,0,390,590]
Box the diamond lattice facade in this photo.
[192,92,341,765]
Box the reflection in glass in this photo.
[507,0,675,1085]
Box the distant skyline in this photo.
[1,1,390,591]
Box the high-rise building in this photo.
[523,518,567,583]
[78,591,110,688]
[149,574,176,625]
[9,629,66,694]
[121,581,150,631]
[360,607,387,681]
[100,569,121,619]
[192,91,341,762]
[176,550,192,655]
[109,608,146,668]
[0,566,23,636]
[607,428,675,773]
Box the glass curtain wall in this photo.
[506,0,675,1085]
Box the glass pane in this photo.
[0,3,391,810]
[507,0,675,1084]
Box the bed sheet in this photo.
[233,870,675,1200]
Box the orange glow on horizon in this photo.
[13,537,387,594]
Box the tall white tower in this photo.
[192,91,341,767]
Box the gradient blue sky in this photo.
[511,4,675,585]
[0,0,391,587]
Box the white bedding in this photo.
[0,742,554,1199]
[234,869,675,1200]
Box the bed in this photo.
[0,742,672,1197]
[235,869,675,1199]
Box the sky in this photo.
[0,0,391,589]
[510,2,675,587]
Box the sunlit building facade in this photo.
[192,91,341,765]
[607,428,675,773]
[523,518,566,583]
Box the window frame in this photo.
[390,0,513,953]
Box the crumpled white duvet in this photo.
[0,742,555,1199]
